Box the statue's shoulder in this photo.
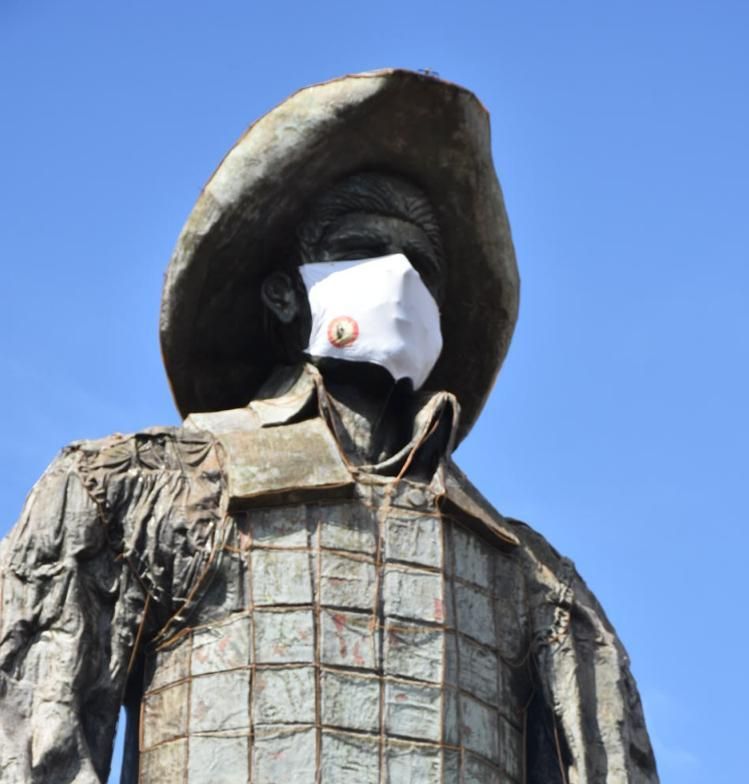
[444,460,621,642]
[444,459,572,572]
[64,423,203,448]
[59,424,220,478]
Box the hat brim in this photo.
[160,69,519,445]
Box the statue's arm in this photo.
[519,523,659,784]
[0,445,148,784]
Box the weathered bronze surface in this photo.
[0,70,658,783]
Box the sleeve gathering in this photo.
[0,429,225,783]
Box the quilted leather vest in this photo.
[136,419,530,783]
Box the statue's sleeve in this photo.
[0,445,132,783]
[520,524,660,784]
[0,430,225,784]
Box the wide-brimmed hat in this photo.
[160,69,519,444]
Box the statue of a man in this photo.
[0,70,658,783]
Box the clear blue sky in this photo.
[1,2,746,782]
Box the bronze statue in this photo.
[0,70,658,783]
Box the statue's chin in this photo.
[307,356,413,396]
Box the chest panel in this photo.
[138,482,529,783]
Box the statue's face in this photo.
[261,173,446,369]
[303,211,446,306]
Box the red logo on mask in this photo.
[327,316,359,348]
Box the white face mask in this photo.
[299,254,443,390]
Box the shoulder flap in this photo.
[442,464,519,550]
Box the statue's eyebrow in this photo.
[320,226,388,249]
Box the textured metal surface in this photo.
[0,404,659,782]
[139,482,528,783]
[218,418,355,510]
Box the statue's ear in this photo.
[261,271,301,324]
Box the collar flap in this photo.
[217,418,354,511]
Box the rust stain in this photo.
[332,612,348,658]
